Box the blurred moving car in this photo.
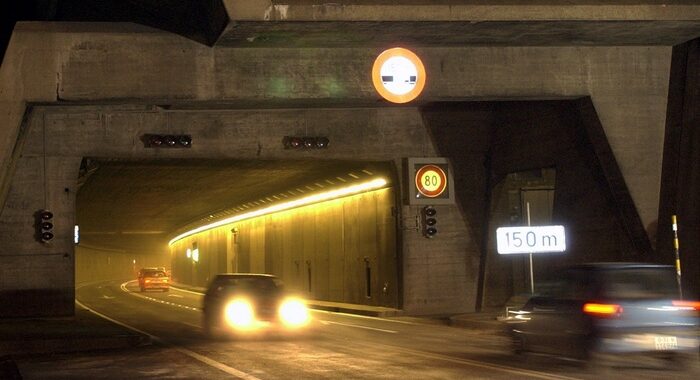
[202,273,311,338]
[505,263,699,365]
[137,268,170,292]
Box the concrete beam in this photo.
[223,1,700,22]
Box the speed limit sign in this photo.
[407,158,454,205]
[415,165,447,198]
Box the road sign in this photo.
[372,47,426,103]
[496,225,566,254]
[407,158,454,205]
[415,164,447,198]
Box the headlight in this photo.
[224,299,255,329]
[279,298,310,327]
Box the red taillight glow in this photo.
[583,302,623,317]
[672,300,700,311]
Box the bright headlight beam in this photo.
[169,177,388,246]
[279,298,310,327]
[224,299,255,329]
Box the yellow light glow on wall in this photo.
[169,177,388,246]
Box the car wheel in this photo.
[511,335,526,355]
[584,342,612,374]
[662,352,694,371]
[203,315,216,339]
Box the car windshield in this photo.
[143,270,166,277]
[216,277,283,293]
[600,268,679,300]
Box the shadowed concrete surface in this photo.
[0,305,149,357]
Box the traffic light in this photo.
[36,210,54,243]
[142,134,192,148]
[421,205,437,238]
[283,136,329,150]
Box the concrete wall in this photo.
[170,187,398,308]
[0,23,673,316]
[75,245,169,285]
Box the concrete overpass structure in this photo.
[1,1,699,317]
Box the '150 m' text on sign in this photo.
[496,225,566,254]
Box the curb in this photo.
[308,303,403,318]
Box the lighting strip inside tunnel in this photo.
[168,177,389,246]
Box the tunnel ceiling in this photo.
[76,159,391,253]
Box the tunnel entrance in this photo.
[75,158,400,309]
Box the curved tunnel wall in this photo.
[169,187,398,308]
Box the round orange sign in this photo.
[372,47,426,104]
[415,164,447,198]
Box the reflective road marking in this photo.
[319,320,398,334]
[121,281,200,311]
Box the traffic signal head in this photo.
[283,136,330,150]
[143,134,192,148]
[36,210,54,243]
[421,205,437,238]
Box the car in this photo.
[504,263,699,367]
[137,268,170,292]
[202,273,311,338]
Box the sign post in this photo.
[496,222,566,294]
[527,203,534,294]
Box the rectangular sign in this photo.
[496,225,566,254]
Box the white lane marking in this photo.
[311,309,420,325]
[168,294,184,298]
[170,285,206,296]
[183,322,201,330]
[75,299,261,380]
[319,320,397,334]
[121,281,201,312]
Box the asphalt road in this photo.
[14,280,700,379]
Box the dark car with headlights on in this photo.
[202,274,311,338]
[505,263,699,366]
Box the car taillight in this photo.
[672,300,700,311]
[583,302,623,318]
[145,279,151,283]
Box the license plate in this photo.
[654,336,678,350]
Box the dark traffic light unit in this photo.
[36,210,54,243]
[283,136,329,150]
[421,205,437,238]
[142,134,192,148]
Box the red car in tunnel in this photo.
[137,268,170,292]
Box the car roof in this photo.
[213,273,278,279]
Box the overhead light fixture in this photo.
[169,177,388,246]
